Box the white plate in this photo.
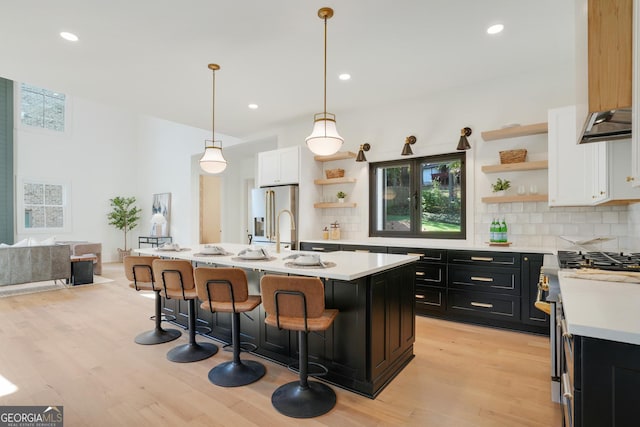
[292,256,321,266]
[239,251,267,260]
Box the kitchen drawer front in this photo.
[299,242,340,252]
[447,289,520,322]
[340,244,387,253]
[415,285,445,313]
[449,265,520,295]
[447,250,520,267]
[415,263,446,287]
[388,247,446,262]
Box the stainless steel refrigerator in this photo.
[250,185,298,248]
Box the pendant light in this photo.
[305,7,344,156]
[199,63,227,174]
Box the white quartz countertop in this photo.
[558,270,640,345]
[302,238,552,254]
[135,243,419,281]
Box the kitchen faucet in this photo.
[275,209,296,253]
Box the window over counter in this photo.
[369,152,466,239]
[19,83,67,132]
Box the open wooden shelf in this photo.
[314,151,357,162]
[314,202,357,208]
[314,177,357,185]
[481,194,548,204]
[481,160,548,173]
[481,122,548,141]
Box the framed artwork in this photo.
[151,193,171,236]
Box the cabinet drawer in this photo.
[449,265,520,295]
[415,285,445,313]
[447,290,520,322]
[299,242,340,252]
[388,247,446,262]
[415,263,446,287]
[340,244,387,253]
[448,250,520,267]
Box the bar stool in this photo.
[260,275,338,418]
[123,256,182,345]
[194,267,266,387]
[152,259,218,363]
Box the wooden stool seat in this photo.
[195,267,265,387]
[153,259,218,363]
[123,256,181,345]
[260,275,338,418]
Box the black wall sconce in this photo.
[356,143,371,162]
[401,135,417,156]
[457,127,472,150]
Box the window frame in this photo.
[368,152,466,239]
[15,82,71,136]
[17,179,71,234]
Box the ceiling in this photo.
[0,1,574,140]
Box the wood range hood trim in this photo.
[578,0,633,144]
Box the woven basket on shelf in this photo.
[325,168,345,179]
[499,149,527,164]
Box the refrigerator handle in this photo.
[270,190,276,240]
[265,190,271,239]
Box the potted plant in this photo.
[107,196,141,262]
[336,191,347,203]
[491,178,511,196]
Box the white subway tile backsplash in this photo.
[571,213,587,223]
[585,212,602,223]
[529,213,543,223]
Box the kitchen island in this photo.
[135,244,419,398]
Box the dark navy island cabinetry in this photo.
[300,242,549,335]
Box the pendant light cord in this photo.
[211,68,216,139]
[323,15,327,116]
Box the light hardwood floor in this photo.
[0,263,562,426]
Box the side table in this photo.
[138,236,173,248]
[70,254,97,285]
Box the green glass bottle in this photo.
[500,218,508,243]
[490,218,497,242]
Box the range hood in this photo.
[580,108,631,143]
[577,0,632,144]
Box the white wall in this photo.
[15,96,139,259]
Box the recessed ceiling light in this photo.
[60,31,79,42]
[486,24,504,35]
[248,104,259,110]
[338,73,351,81]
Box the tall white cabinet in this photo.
[549,105,640,206]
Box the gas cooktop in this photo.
[557,251,640,271]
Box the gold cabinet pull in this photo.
[311,247,326,251]
[407,252,423,257]
[415,295,425,299]
[470,302,493,308]
[471,256,493,262]
[561,373,573,400]
[627,176,635,182]
[354,249,370,253]
[471,276,493,282]
[415,272,425,276]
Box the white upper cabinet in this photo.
[549,105,640,206]
[257,146,300,187]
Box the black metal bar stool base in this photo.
[135,328,181,345]
[208,360,266,387]
[167,342,218,363]
[271,381,336,418]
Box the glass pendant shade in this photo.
[199,140,227,173]
[306,113,343,156]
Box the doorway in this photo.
[199,174,221,243]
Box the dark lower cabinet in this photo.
[521,253,549,328]
[161,262,416,398]
[564,336,640,427]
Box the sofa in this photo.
[0,244,71,286]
